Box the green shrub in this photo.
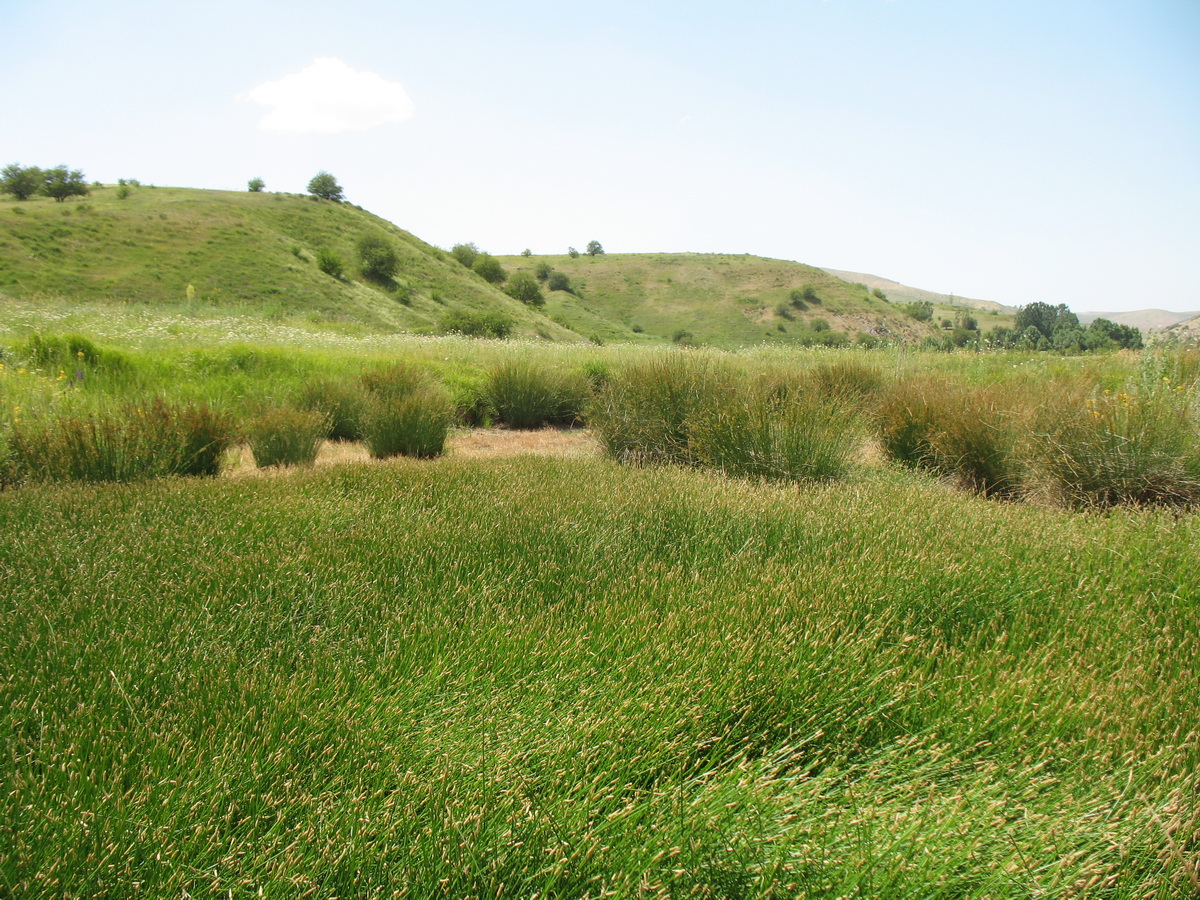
[362,386,452,459]
[505,272,544,307]
[8,399,232,483]
[1027,377,1200,508]
[438,308,514,339]
[472,254,507,285]
[244,407,330,468]
[316,248,345,279]
[483,358,588,429]
[357,234,400,282]
[297,378,366,441]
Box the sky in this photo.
[2,0,1198,313]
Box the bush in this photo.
[535,262,553,282]
[362,386,452,459]
[547,271,572,293]
[244,407,330,468]
[1027,375,1200,508]
[307,171,344,202]
[472,254,507,285]
[505,271,545,307]
[450,243,480,268]
[483,358,588,429]
[438,308,514,339]
[7,400,231,483]
[358,234,400,282]
[317,248,345,279]
[248,177,265,192]
[901,301,934,322]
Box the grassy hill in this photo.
[0,185,580,340]
[497,252,948,348]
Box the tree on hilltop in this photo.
[248,177,265,192]
[1,164,43,200]
[307,171,344,201]
[586,240,605,256]
[42,166,89,202]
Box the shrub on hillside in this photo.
[505,272,545,307]
[472,254,507,285]
[450,243,480,268]
[244,407,330,468]
[483,358,588,429]
[316,248,345,279]
[438,307,514,339]
[357,234,400,283]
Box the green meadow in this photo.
[1,185,1198,897]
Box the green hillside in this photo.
[498,251,946,348]
[0,185,579,340]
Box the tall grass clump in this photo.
[482,358,588,429]
[8,399,231,482]
[296,377,366,441]
[362,386,452,458]
[1028,371,1200,508]
[877,378,1024,498]
[587,352,720,466]
[359,361,452,458]
[244,407,330,468]
[805,356,887,410]
[689,383,858,482]
[16,332,128,373]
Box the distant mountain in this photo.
[820,269,1011,313]
[1078,309,1200,332]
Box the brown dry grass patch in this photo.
[224,427,599,476]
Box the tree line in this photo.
[1,164,90,202]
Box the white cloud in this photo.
[241,58,415,135]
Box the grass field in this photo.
[1,452,1197,897]
[1,283,1198,896]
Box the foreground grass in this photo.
[1,458,1196,897]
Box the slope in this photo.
[497,252,946,348]
[0,185,580,340]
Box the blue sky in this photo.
[2,0,1197,312]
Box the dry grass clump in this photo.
[244,407,330,468]
[1028,374,1200,508]
[876,378,1025,498]
[7,399,231,482]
